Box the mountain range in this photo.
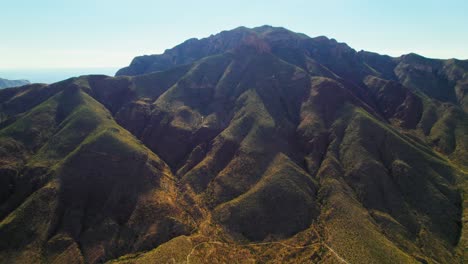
[0,78,30,89]
[0,25,467,264]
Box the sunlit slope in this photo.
[0,82,195,263]
[0,26,467,263]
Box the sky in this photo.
[0,0,467,70]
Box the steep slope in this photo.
[1,26,467,264]
[117,26,468,113]
[0,80,196,263]
[0,78,30,89]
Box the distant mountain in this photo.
[0,78,29,89]
[0,68,118,84]
[0,26,467,264]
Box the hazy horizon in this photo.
[0,67,119,84]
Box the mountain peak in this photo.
[2,26,467,264]
[116,26,349,76]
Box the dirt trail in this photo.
[324,244,351,264]
[185,239,351,264]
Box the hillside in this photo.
[0,26,467,264]
[0,78,30,89]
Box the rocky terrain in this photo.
[0,26,467,263]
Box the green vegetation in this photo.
[214,153,319,240]
[1,26,467,264]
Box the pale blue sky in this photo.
[1,0,467,69]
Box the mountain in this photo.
[0,78,30,89]
[0,26,467,264]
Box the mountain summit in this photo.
[0,26,467,263]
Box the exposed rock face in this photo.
[0,26,467,264]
